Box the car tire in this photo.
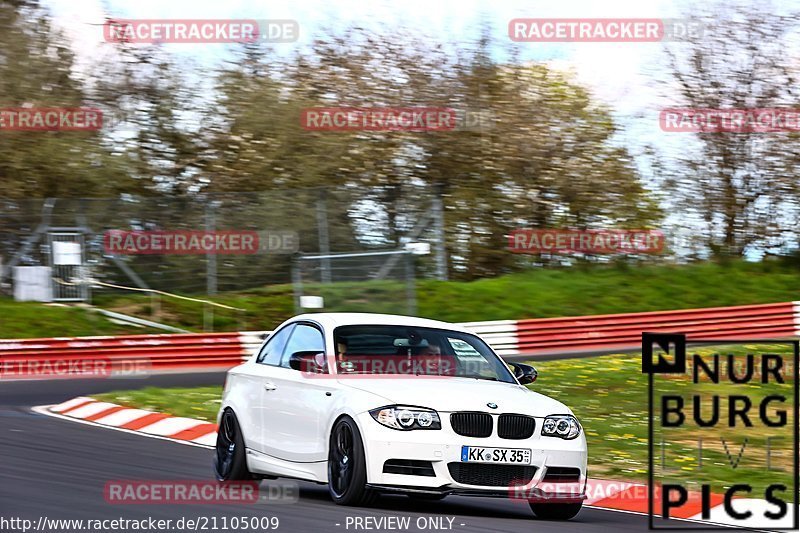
[214,409,253,481]
[328,416,377,506]
[529,502,583,520]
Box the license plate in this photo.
[460,446,531,464]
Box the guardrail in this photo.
[504,301,799,357]
[1,302,797,376]
[0,332,254,374]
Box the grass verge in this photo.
[0,299,162,339]
[93,386,223,422]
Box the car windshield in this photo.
[332,325,516,383]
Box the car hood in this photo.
[338,377,571,417]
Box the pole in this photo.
[205,202,217,296]
[405,252,416,316]
[433,189,448,281]
[316,189,332,283]
[292,255,303,314]
[205,201,217,332]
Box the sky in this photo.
[43,0,683,114]
[42,0,693,165]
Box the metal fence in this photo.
[292,249,419,315]
[0,187,447,313]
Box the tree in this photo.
[0,0,134,198]
[420,42,659,277]
[196,27,658,279]
[660,3,800,257]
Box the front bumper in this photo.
[357,411,588,501]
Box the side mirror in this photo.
[511,362,538,385]
[289,351,327,373]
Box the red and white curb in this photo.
[37,397,795,529]
[39,396,218,447]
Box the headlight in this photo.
[541,415,581,440]
[369,406,441,431]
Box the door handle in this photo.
[263,382,277,391]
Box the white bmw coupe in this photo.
[215,313,587,520]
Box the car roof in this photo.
[283,312,470,333]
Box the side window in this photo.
[280,324,325,368]
[256,325,294,365]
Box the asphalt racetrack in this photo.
[1,373,682,533]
